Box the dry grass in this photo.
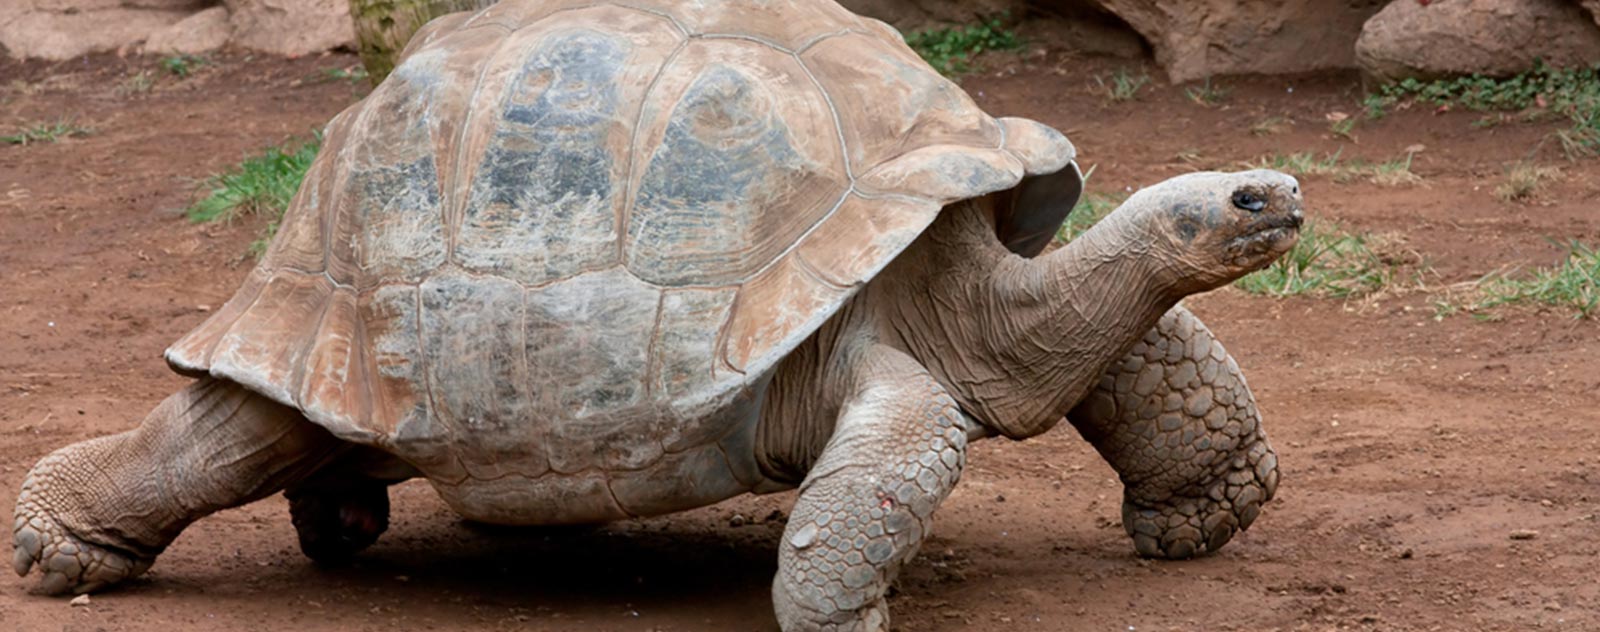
[1495,163,1562,202]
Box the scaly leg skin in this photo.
[13,377,343,594]
[1069,305,1279,559]
[772,345,968,632]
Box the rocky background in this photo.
[2,0,1599,82]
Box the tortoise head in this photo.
[1118,169,1304,293]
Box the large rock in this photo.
[225,0,354,57]
[144,5,230,54]
[1357,0,1600,82]
[0,3,191,59]
[1088,0,1387,83]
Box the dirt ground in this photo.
[1,43,1597,632]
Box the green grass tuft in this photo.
[904,15,1021,77]
[2,120,92,145]
[161,55,208,78]
[1094,68,1149,102]
[1184,77,1228,107]
[1235,221,1393,298]
[187,135,321,255]
[1469,242,1600,319]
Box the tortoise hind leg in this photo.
[285,448,418,563]
[13,377,344,594]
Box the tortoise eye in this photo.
[1232,191,1265,212]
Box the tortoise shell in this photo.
[164,0,1079,520]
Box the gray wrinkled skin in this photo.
[11,1,1303,630]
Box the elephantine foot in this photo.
[287,484,390,563]
[772,575,890,632]
[1121,439,1278,560]
[12,448,154,594]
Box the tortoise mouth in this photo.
[1226,220,1300,268]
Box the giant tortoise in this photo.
[13,0,1302,629]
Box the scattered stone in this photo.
[1509,529,1539,540]
[69,594,91,607]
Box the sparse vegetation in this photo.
[117,70,155,96]
[1235,221,1394,298]
[1363,62,1600,157]
[161,55,208,78]
[1327,113,1357,141]
[1244,149,1421,186]
[1095,68,1150,102]
[904,15,1021,77]
[1449,242,1600,319]
[1495,163,1562,202]
[2,120,92,145]
[1184,78,1229,107]
[187,134,322,256]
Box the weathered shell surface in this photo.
[164,0,1077,522]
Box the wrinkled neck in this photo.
[962,216,1183,438]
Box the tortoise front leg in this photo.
[13,377,343,594]
[772,344,969,632]
[1068,305,1279,559]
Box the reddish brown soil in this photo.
[2,47,1598,632]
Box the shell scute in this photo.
[455,10,683,285]
[625,39,847,287]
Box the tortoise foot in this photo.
[1122,441,1278,560]
[12,448,154,594]
[287,484,390,563]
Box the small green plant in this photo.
[1469,241,1600,318]
[161,55,208,78]
[1094,68,1150,102]
[187,134,322,256]
[904,15,1021,77]
[1364,62,1600,157]
[117,70,155,96]
[2,120,92,145]
[1361,93,1392,120]
[1495,163,1562,202]
[1184,77,1229,106]
[1235,221,1393,298]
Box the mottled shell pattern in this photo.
[164,0,1078,514]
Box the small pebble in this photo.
[1509,529,1538,540]
[70,594,91,607]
